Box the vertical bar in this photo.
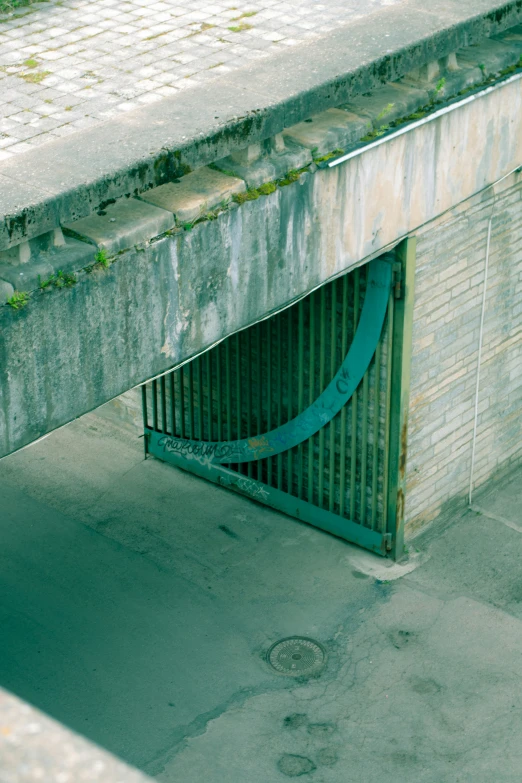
[141,384,149,458]
[277,314,283,490]
[179,367,186,439]
[169,371,176,436]
[246,328,253,478]
[387,237,417,560]
[142,384,149,430]
[350,268,360,520]
[339,274,349,517]
[225,339,232,441]
[382,293,394,531]
[360,366,369,525]
[307,293,316,504]
[188,362,195,439]
[266,319,273,485]
[152,379,158,432]
[235,333,242,440]
[206,351,212,441]
[216,346,223,441]
[197,356,204,440]
[317,286,326,507]
[256,323,263,481]
[297,300,305,499]
[328,279,337,513]
[371,340,382,530]
[287,309,293,494]
[160,376,167,433]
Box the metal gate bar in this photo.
[142,244,416,557]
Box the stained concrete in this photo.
[0,413,522,781]
[3,73,522,459]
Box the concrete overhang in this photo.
[1,0,522,250]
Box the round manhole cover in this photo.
[267,637,326,677]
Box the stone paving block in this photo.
[214,138,312,189]
[341,82,430,128]
[0,229,92,290]
[457,39,522,77]
[402,63,484,100]
[283,108,370,156]
[139,165,246,223]
[40,235,96,275]
[0,257,53,291]
[62,198,174,254]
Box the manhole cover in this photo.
[267,637,326,677]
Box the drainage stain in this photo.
[267,637,326,677]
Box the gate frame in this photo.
[143,237,417,560]
[386,236,417,560]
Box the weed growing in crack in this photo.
[7,290,29,310]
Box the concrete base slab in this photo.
[341,83,429,129]
[214,142,312,190]
[282,108,369,157]
[458,39,522,77]
[1,416,521,782]
[139,167,246,225]
[63,199,174,254]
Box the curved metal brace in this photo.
[155,258,392,464]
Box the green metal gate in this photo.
[142,239,415,558]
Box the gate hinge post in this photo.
[383,533,393,552]
[392,261,403,299]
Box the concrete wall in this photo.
[2,70,522,459]
[405,172,522,535]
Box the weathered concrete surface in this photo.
[1,413,522,781]
[140,168,246,224]
[0,688,150,783]
[1,72,522,459]
[63,199,175,254]
[2,0,522,249]
[283,108,369,156]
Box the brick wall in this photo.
[405,173,522,535]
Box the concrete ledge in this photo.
[139,167,246,224]
[1,31,521,307]
[1,0,522,250]
[1,72,521,458]
[63,200,175,255]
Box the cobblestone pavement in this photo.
[0,0,398,159]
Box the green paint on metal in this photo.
[142,250,411,560]
[146,436,390,556]
[150,257,392,466]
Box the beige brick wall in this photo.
[405,173,522,536]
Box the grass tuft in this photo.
[19,70,50,84]
[257,182,277,195]
[228,22,252,32]
[7,290,29,310]
[39,270,77,290]
[94,249,110,268]
[0,0,42,11]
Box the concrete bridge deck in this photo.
[0,0,516,162]
[0,0,397,160]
